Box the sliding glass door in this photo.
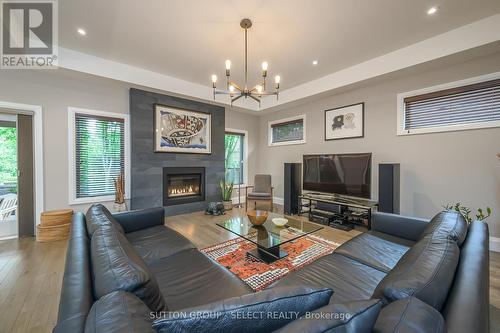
[0,114,18,239]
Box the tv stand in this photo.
[299,193,378,230]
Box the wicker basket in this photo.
[36,223,71,242]
[37,209,73,242]
[40,209,73,227]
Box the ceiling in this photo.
[58,0,500,106]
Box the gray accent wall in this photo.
[129,88,225,216]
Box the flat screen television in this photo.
[303,153,372,199]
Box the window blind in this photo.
[75,113,125,198]
[271,118,304,143]
[404,79,500,131]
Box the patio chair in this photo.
[0,194,17,222]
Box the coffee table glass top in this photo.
[216,213,323,250]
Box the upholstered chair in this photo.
[246,174,273,212]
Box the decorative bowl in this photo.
[272,217,288,227]
[247,210,268,226]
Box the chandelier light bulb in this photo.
[225,60,231,70]
[256,85,263,94]
[275,75,281,84]
[229,85,235,93]
[261,61,269,71]
[211,74,217,83]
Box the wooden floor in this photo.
[0,207,498,332]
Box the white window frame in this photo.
[225,128,248,187]
[397,71,500,136]
[68,107,130,205]
[268,114,306,146]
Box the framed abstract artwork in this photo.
[154,104,211,154]
[324,102,364,140]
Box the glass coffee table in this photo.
[216,213,323,263]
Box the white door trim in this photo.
[490,237,500,253]
[0,101,44,230]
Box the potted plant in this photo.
[219,179,234,211]
[443,202,492,223]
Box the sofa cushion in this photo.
[85,204,125,237]
[372,232,459,310]
[274,299,381,333]
[373,297,446,333]
[126,225,196,264]
[247,192,272,199]
[90,226,166,312]
[335,233,410,273]
[152,286,333,333]
[367,230,416,248]
[270,253,386,304]
[84,291,155,333]
[149,248,252,310]
[419,210,467,246]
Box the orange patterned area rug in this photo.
[202,234,340,291]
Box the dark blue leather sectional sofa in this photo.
[53,204,489,333]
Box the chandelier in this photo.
[211,19,280,107]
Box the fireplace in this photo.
[163,167,205,206]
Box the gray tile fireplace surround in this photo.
[129,88,225,216]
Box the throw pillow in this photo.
[152,286,333,333]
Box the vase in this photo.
[223,200,233,211]
[113,202,127,212]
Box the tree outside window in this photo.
[224,132,244,185]
[0,126,17,195]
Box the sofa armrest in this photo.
[112,207,165,233]
[371,212,429,241]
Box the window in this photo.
[69,108,129,204]
[224,131,245,185]
[268,115,306,146]
[398,76,500,135]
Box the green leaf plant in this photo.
[219,179,234,202]
[443,202,492,223]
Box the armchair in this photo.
[245,174,273,212]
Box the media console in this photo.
[298,193,378,230]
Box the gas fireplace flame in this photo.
[168,185,200,197]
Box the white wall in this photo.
[257,51,500,237]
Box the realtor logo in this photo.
[1,0,58,68]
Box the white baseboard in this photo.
[273,197,284,205]
[0,235,18,241]
[490,237,500,252]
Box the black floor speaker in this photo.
[378,163,400,214]
[284,163,302,215]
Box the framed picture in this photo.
[324,102,364,140]
[154,104,211,154]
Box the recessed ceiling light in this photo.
[312,60,319,66]
[77,28,86,36]
[427,6,438,15]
